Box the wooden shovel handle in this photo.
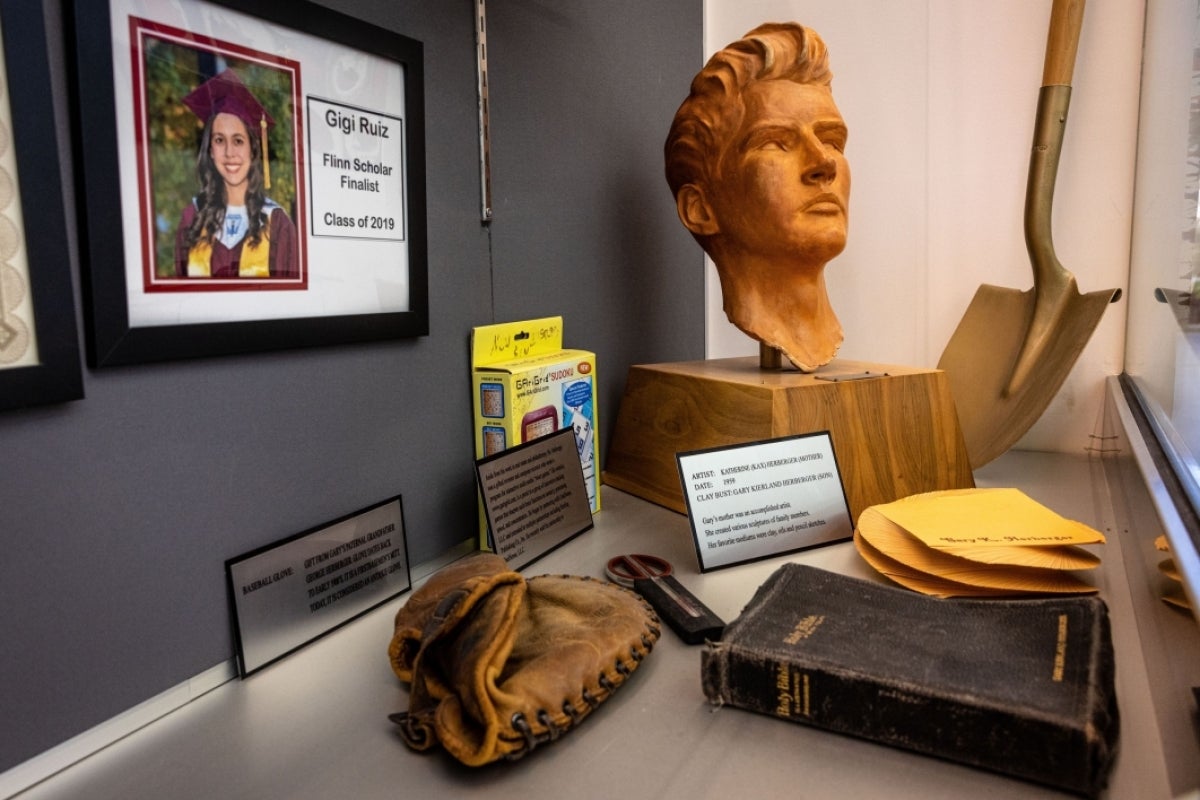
[1043,0,1084,86]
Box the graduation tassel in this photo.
[261,114,271,189]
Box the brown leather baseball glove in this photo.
[388,552,661,765]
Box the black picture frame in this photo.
[67,0,428,367]
[0,0,84,411]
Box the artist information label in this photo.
[677,433,852,571]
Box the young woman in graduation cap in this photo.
[174,68,299,279]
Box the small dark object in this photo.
[634,574,725,645]
[605,554,725,645]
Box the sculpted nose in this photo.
[799,131,837,185]
[802,152,837,186]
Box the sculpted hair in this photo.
[664,22,833,199]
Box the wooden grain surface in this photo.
[603,357,975,520]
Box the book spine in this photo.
[701,641,1108,798]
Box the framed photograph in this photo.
[0,0,84,410]
[69,0,427,366]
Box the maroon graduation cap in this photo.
[182,68,276,187]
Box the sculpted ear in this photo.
[676,184,719,237]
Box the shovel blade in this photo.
[937,283,1115,469]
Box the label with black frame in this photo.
[476,426,594,571]
[677,433,852,572]
[226,495,410,676]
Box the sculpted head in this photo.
[665,23,849,371]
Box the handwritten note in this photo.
[872,488,1106,549]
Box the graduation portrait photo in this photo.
[69,0,428,366]
[134,24,306,292]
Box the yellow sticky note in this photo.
[872,488,1105,549]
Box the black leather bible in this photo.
[701,564,1119,797]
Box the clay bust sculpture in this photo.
[665,22,849,371]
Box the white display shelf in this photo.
[10,448,1200,800]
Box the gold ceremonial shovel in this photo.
[937,0,1119,469]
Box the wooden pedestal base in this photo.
[602,357,974,520]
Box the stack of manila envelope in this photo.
[854,488,1104,598]
[1155,534,1193,613]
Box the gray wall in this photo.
[0,0,702,774]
